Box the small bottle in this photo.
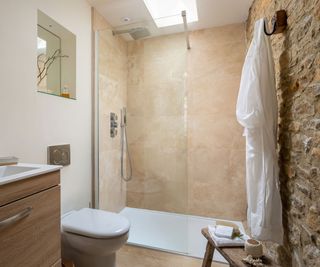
[61,85,70,98]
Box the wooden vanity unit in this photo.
[0,170,61,267]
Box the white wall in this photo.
[0,0,92,213]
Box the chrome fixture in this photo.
[120,107,132,181]
[182,10,191,50]
[110,112,118,138]
[112,27,151,40]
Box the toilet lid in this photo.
[62,208,130,238]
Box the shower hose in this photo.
[120,118,133,182]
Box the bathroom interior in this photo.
[0,0,319,267]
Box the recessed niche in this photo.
[37,10,76,99]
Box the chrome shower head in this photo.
[112,27,150,40]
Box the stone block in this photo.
[300,224,316,246]
[295,182,311,197]
[302,136,312,153]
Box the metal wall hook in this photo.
[264,10,287,36]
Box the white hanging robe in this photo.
[236,19,283,244]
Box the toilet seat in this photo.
[62,208,130,239]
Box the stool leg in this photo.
[202,241,214,267]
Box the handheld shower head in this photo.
[120,107,132,182]
[120,107,127,127]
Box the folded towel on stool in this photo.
[208,225,249,247]
[214,225,234,239]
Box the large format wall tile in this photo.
[97,12,246,221]
[126,34,188,213]
[126,23,246,220]
[187,24,246,220]
[95,10,127,212]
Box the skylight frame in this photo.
[143,0,198,28]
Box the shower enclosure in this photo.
[121,25,190,254]
[94,12,246,262]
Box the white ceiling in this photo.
[88,0,253,39]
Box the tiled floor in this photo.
[117,245,228,267]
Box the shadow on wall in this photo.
[277,33,291,266]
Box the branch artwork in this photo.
[37,49,69,86]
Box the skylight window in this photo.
[143,0,198,28]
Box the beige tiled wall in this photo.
[95,9,247,221]
[187,24,247,220]
[126,24,247,220]
[94,10,127,212]
[126,34,188,213]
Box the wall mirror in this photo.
[37,10,76,99]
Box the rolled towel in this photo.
[208,225,249,247]
[214,225,234,239]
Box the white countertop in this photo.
[0,163,62,186]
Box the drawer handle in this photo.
[0,207,33,230]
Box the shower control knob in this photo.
[110,112,118,138]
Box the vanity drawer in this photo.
[0,170,60,206]
[0,186,61,267]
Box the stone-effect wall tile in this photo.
[127,24,247,220]
[94,9,127,213]
[187,24,247,220]
[126,33,188,213]
[96,12,247,223]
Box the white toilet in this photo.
[61,208,130,267]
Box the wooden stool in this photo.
[62,259,75,267]
[201,228,281,267]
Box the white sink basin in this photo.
[0,163,62,185]
[0,166,38,178]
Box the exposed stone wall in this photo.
[246,0,320,266]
